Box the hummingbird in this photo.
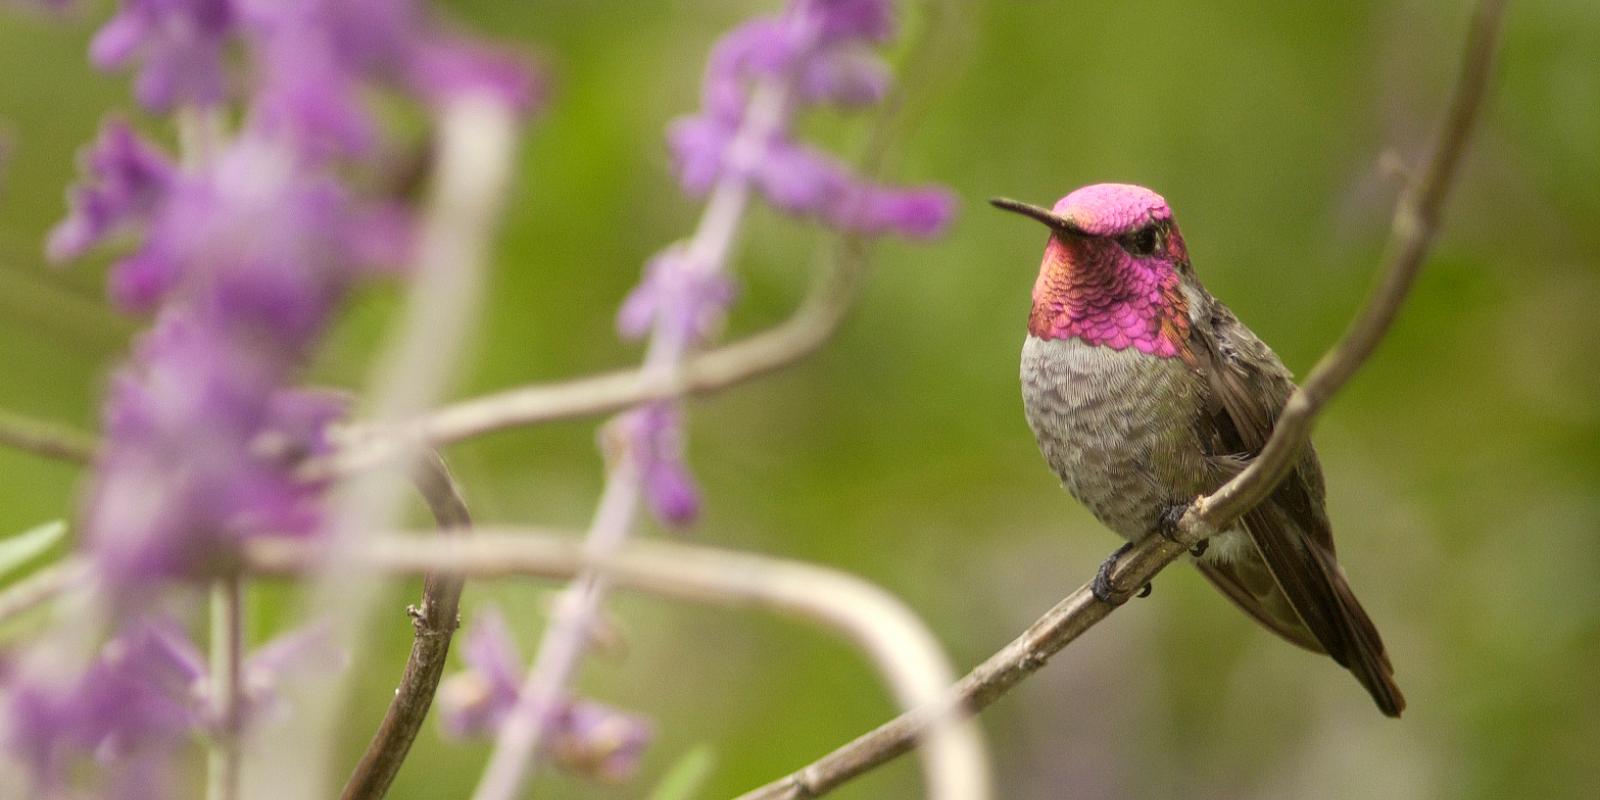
[994,183,1404,716]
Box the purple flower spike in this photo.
[46,120,175,263]
[89,0,237,111]
[662,0,955,242]
[439,607,653,780]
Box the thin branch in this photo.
[0,408,95,465]
[339,450,472,800]
[321,234,866,478]
[241,529,990,800]
[206,578,244,800]
[735,2,1509,797]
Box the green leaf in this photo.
[647,744,716,800]
[0,520,67,580]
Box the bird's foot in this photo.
[1092,542,1151,605]
[1155,499,1209,557]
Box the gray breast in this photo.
[1020,335,1213,541]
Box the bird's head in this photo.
[992,183,1193,355]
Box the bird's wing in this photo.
[1189,299,1405,716]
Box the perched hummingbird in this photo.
[994,183,1404,716]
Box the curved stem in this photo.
[339,451,472,800]
[242,528,989,800]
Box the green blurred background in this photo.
[2,0,1597,797]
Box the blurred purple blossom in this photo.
[50,0,539,588]
[663,0,956,239]
[626,403,701,527]
[45,120,175,264]
[89,0,236,111]
[2,617,337,793]
[618,0,955,530]
[616,246,736,347]
[88,0,541,123]
[438,607,652,781]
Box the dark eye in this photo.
[1121,226,1160,257]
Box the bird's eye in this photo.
[1121,226,1160,257]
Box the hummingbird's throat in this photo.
[1028,237,1191,358]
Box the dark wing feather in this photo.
[1190,298,1405,716]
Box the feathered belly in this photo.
[1020,335,1217,543]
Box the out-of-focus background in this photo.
[2,1,1597,798]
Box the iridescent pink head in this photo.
[991,183,1193,359]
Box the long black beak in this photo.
[989,197,1090,237]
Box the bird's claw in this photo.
[1155,499,1209,557]
[1092,542,1149,605]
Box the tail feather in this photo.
[1238,506,1406,717]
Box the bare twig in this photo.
[242,528,990,800]
[0,408,95,465]
[735,2,1508,797]
[339,451,472,800]
[324,238,865,476]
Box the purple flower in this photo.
[666,116,735,195]
[89,0,236,111]
[439,607,652,781]
[750,141,853,215]
[797,47,890,107]
[236,0,541,161]
[46,120,175,263]
[436,606,523,739]
[806,0,896,44]
[87,309,346,584]
[833,183,958,239]
[608,403,701,527]
[3,621,199,794]
[616,247,736,347]
[400,35,544,113]
[701,17,799,122]
[1,617,337,793]
[662,0,955,241]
